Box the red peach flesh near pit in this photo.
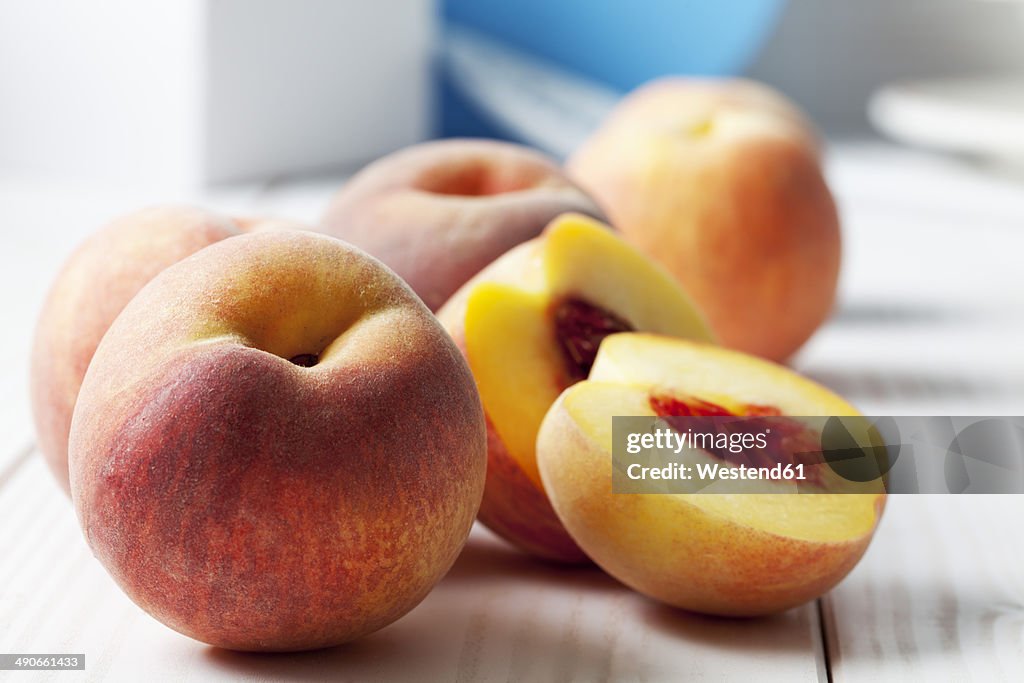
[650,395,826,486]
[552,298,635,382]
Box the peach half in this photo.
[537,334,886,615]
[438,214,712,563]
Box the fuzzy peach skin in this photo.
[437,214,712,563]
[536,334,886,616]
[68,231,486,651]
[321,138,603,311]
[567,78,839,362]
[30,205,244,494]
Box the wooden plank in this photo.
[811,146,1024,680]
[824,495,1024,681]
[0,453,827,682]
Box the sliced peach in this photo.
[536,333,886,614]
[438,215,712,562]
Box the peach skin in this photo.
[30,205,244,494]
[568,78,839,362]
[321,138,603,310]
[69,231,487,651]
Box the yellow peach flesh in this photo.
[537,334,885,614]
[441,214,713,562]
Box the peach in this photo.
[31,205,244,494]
[567,78,839,361]
[232,215,312,233]
[537,333,885,616]
[437,214,712,563]
[69,231,486,651]
[320,139,603,310]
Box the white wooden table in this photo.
[1,142,1022,682]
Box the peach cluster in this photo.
[31,79,882,652]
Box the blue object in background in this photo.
[440,0,787,138]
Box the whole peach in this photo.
[31,205,242,494]
[69,231,486,651]
[321,139,602,310]
[568,78,839,362]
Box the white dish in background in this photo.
[869,77,1024,164]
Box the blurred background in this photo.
[2,0,1024,185]
[0,0,1022,422]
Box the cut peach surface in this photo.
[536,334,885,615]
[438,214,712,563]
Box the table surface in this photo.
[1,142,1022,682]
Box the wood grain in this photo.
[0,454,827,682]
[824,495,1024,681]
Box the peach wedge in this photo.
[438,214,712,562]
[537,333,886,615]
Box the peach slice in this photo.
[438,214,712,562]
[537,333,886,615]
